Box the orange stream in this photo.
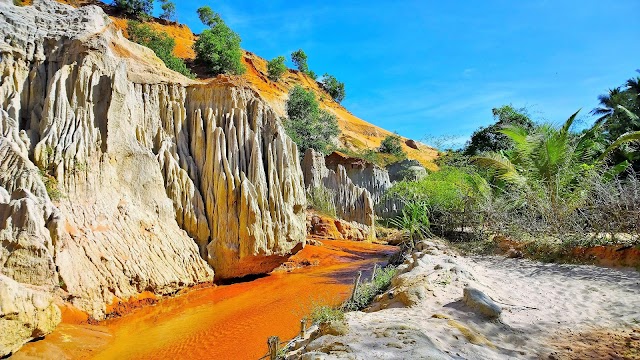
[14,240,396,360]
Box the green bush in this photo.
[309,304,345,326]
[388,201,431,246]
[113,0,153,19]
[267,56,287,82]
[194,7,245,76]
[39,169,64,202]
[307,185,337,217]
[127,21,194,78]
[320,73,346,103]
[283,85,340,154]
[342,266,397,311]
[385,166,489,235]
[379,134,406,157]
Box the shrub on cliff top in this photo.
[194,6,246,76]
[379,134,406,157]
[284,85,340,155]
[113,0,153,19]
[267,56,287,82]
[127,21,194,78]
[320,73,346,103]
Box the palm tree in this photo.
[473,110,640,229]
[591,87,623,124]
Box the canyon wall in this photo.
[0,0,306,354]
[302,149,374,228]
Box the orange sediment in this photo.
[13,240,396,360]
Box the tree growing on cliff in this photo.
[320,73,346,103]
[291,49,317,79]
[113,0,154,19]
[159,0,176,21]
[379,133,406,157]
[291,49,309,73]
[267,56,287,82]
[194,6,246,76]
[284,85,340,154]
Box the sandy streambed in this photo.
[298,240,640,359]
[12,241,397,360]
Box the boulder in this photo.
[462,287,502,319]
[405,139,419,149]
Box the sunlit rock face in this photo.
[302,149,374,228]
[0,1,307,343]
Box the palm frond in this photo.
[616,105,639,121]
[598,131,640,161]
[472,153,526,186]
[561,109,581,135]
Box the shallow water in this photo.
[14,240,396,360]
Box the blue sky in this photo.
[147,0,639,148]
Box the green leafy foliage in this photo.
[307,185,336,217]
[291,49,309,73]
[159,0,176,21]
[267,56,287,82]
[39,169,64,202]
[283,85,340,154]
[464,105,534,156]
[379,134,406,157]
[342,266,397,311]
[591,72,640,170]
[127,21,194,78]
[194,6,245,76]
[385,166,489,235]
[113,0,153,19]
[473,110,640,232]
[388,201,431,246]
[309,304,344,325]
[320,73,346,103]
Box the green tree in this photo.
[113,0,153,19]
[590,73,640,170]
[320,73,346,103]
[473,110,640,229]
[379,133,406,157]
[267,56,287,82]
[464,105,534,156]
[127,21,193,78]
[284,85,340,154]
[291,49,309,73]
[194,6,245,76]
[197,5,221,27]
[159,0,176,21]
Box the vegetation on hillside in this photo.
[384,72,640,255]
[194,6,245,76]
[291,49,316,79]
[267,56,287,82]
[379,133,406,158]
[283,85,340,154]
[127,21,194,78]
[320,73,346,103]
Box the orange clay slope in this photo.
[57,0,438,169]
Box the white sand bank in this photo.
[297,240,640,359]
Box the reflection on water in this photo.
[14,240,396,360]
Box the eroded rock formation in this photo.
[0,0,306,352]
[302,149,374,229]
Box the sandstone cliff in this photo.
[302,149,374,229]
[0,0,307,354]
